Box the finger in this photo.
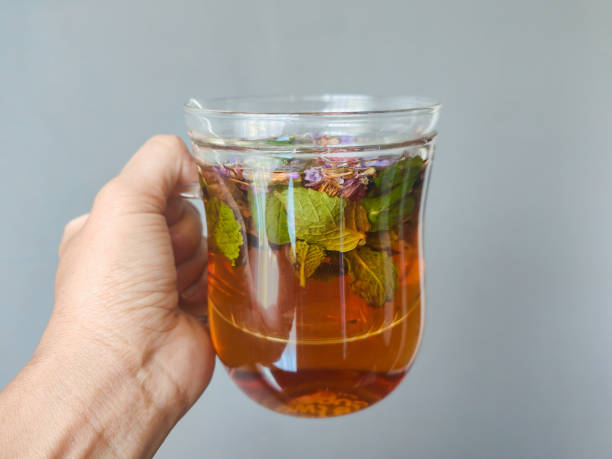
[164,197,186,227]
[179,274,208,317]
[93,135,198,215]
[169,201,203,264]
[58,213,90,257]
[176,238,207,292]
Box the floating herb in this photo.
[290,240,326,287]
[205,197,243,266]
[345,246,398,308]
[276,187,365,252]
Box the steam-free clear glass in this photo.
[184,95,440,417]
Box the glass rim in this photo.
[184,94,441,117]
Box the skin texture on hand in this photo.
[0,135,215,458]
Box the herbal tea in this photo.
[194,133,433,417]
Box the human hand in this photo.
[0,135,214,458]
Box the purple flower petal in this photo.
[340,176,368,200]
[214,165,231,177]
[304,167,324,186]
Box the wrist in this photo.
[1,337,182,458]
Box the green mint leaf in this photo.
[369,156,425,196]
[265,192,291,244]
[290,240,326,287]
[362,193,415,231]
[205,197,243,266]
[276,187,365,252]
[362,157,424,231]
[248,189,290,245]
[345,246,398,307]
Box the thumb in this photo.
[95,135,198,215]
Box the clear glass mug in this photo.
[181,95,440,418]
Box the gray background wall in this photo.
[1,1,611,458]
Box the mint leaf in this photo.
[248,189,290,245]
[366,230,399,251]
[369,157,424,196]
[362,193,415,232]
[345,200,371,234]
[265,192,291,244]
[205,197,243,266]
[345,247,398,307]
[276,187,365,252]
[362,157,424,231]
[290,240,326,287]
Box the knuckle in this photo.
[61,213,88,241]
[62,219,74,236]
[94,181,117,204]
[94,179,126,208]
[62,218,78,236]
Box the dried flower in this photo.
[269,170,301,184]
[215,163,246,180]
[340,175,368,200]
[304,167,324,187]
[214,164,232,177]
[303,165,375,200]
[319,181,342,197]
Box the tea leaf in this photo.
[362,157,425,231]
[345,200,371,234]
[362,193,415,232]
[205,197,243,266]
[248,189,291,245]
[369,156,424,196]
[366,230,399,251]
[265,192,291,245]
[345,246,398,307]
[276,187,365,252]
[290,240,326,287]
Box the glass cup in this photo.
[183,95,440,418]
